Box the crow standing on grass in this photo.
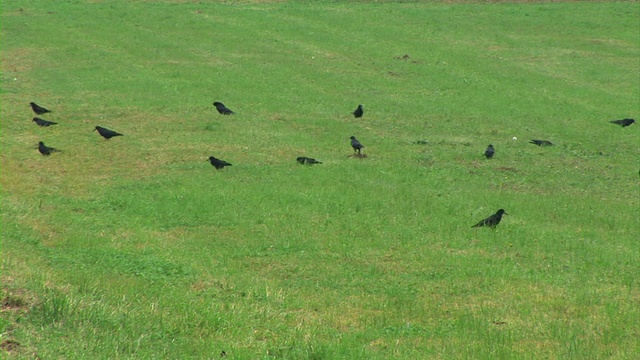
[472,209,507,229]
[33,117,58,127]
[297,157,322,165]
[529,140,553,147]
[350,136,364,154]
[30,102,51,115]
[484,144,495,158]
[610,118,635,127]
[353,105,363,118]
[208,156,232,170]
[213,102,235,115]
[38,141,59,156]
[94,126,123,139]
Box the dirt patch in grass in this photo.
[2,294,28,311]
[1,286,33,318]
[1,287,32,355]
[1,277,30,309]
[0,339,21,353]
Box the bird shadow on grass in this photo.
[348,153,368,159]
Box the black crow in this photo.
[30,102,51,115]
[484,144,495,158]
[297,156,322,165]
[350,136,364,154]
[353,105,363,118]
[208,156,232,170]
[94,126,123,139]
[213,102,234,115]
[472,209,507,229]
[33,117,58,127]
[610,118,635,127]
[529,140,553,147]
[38,141,59,156]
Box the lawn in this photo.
[1,1,639,359]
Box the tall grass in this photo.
[2,0,639,358]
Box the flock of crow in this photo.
[32,102,123,153]
[29,100,635,230]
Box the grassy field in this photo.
[2,0,639,358]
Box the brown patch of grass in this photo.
[2,284,34,315]
[329,302,382,332]
[2,294,28,311]
[367,337,389,351]
[0,340,21,353]
[1,47,34,75]
[1,111,193,200]
[268,114,288,121]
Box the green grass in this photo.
[2,1,639,359]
